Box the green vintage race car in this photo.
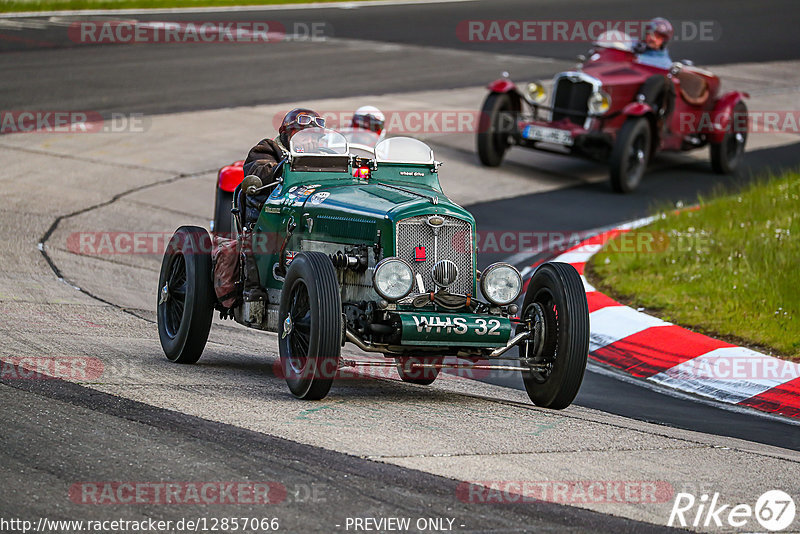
[157,128,589,408]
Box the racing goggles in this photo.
[294,114,326,128]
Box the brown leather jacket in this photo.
[242,137,287,182]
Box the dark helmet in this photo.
[646,17,674,48]
[279,108,325,147]
[351,106,385,135]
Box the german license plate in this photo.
[523,125,574,146]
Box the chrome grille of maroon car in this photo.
[552,77,594,126]
[395,215,474,296]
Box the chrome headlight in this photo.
[588,90,611,115]
[526,81,547,104]
[480,263,522,306]
[373,257,414,301]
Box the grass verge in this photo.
[589,171,799,361]
[1,0,374,13]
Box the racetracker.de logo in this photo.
[69,21,329,44]
[457,20,720,42]
[0,356,104,380]
[457,481,674,504]
[678,111,800,135]
[271,358,493,381]
[452,230,670,255]
[272,110,483,134]
[70,482,287,505]
[0,111,146,134]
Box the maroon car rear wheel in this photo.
[477,92,515,167]
[710,101,748,174]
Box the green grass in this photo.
[590,172,800,361]
[1,0,374,12]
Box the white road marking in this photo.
[588,303,670,352]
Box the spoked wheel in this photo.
[279,252,342,400]
[610,117,651,193]
[212,188,233,236]
[518,262,589,409]
[396,356,442,385]
[477,92,516,167]
[157,226,215,364]
[710,100,748,174]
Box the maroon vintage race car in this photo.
[477,31,749,193]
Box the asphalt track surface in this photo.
[2,376,675,533]
[0,0,799,114]
[2,0,800,530]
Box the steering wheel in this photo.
[318,147,338,154]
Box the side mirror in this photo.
[669,62,684,76]
[242,175,263,195]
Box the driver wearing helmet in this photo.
[351,105,386,138]
[243,108,326,182]
[634,17,674,70]
[634,18,676,132]
[239,108,325,301]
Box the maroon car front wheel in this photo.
[609,117,652,193]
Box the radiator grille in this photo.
[396,215,474,295]
[552,78,593,126]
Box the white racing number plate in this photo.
[523,125,574,146]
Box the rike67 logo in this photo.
[668,490,796,531]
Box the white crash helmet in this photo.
[352,105,385,135]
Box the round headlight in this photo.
[526,82,547,104]
[373,257,414,301]
[588,90,611,115]
[431,259,458,289]
[480,263,522,306]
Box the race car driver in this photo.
[634,18,676,133]
[634,17,674,70]
[243,108,326,182]
[351,105,386,137]
[240,108,325,301]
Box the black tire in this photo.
[157,226,215,364]
[609,117,651,193]
[518,262,589,409]
[279,252,342,400]
[212,188,233,237]
[477,92,515,167]
[396,356,441,385]
[710,101,748,174]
